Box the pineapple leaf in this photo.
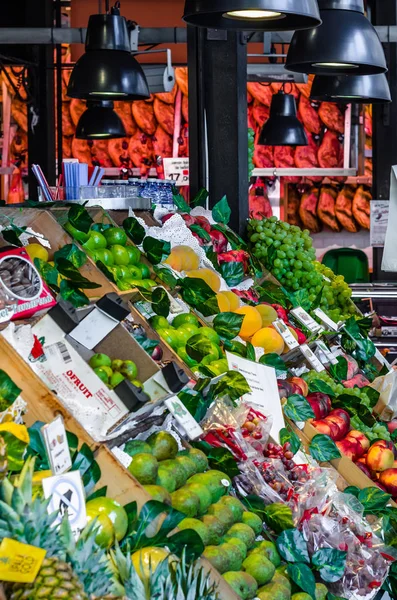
[0,478,13,506]
[59,514,75,554]
[10,487,24,515]
[128,500,186,552]
[15,456,35,503]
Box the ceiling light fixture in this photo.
[259,90,308,146]
[67,1,150,101]
[182,0,321,31]
[75,101,126,139]
[310,73,392,103]
[286,0,387,75]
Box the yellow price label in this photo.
[0,538,46,583]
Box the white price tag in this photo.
[41,416,72,476]
[273,319,299,350]
[300,344,325,372]
[313,308,340,332]
[42,471,86,539]
[370,200,389,247]
[315,340,338,366]
[163,158,189,187]
[165,396,203,440]
[291,307,324,334]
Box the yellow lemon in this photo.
[131,547,171,581]
[25,243,49,263]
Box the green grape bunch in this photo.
[247,216,357,321]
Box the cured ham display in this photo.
[352,185,371,229]
[247,82,273,106]
[335,185,359,233]
[287,185,302,227]
[299,187,321,233]
[252,102,270,128]
[90,140,113,168]
[318,131,343,169]
[317,184,341,231]
[153,98,175,135]
[128,130,154,170]
[318,102,344,134]
[274,146,300,183]
[153,126,173,158]
[294,133,320,173]
[108,138,131,168]
[298,96,321,135]
[249,181,272,219]
[114,102,137,137]
[132,101,157,136]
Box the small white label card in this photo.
[226,351,285,442]
[300,344,325,372]
[290,307,324,334]
[165,396,203,440]
[273,319,299,350]
[313,307,340,332]
[41,416,72,476]
[163,158,190,186]
[42,471,86,539]
[315,340,338,366]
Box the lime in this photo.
[117,279,133,291]
[86,510,114,548]
[92,248,114,266]
[200,327,220,345]
[109,265,123,280]
[25,243,49,263]
[94,367,109,384]
[124,440,152,457]
[128,453,158,484]
[104,227,127,247]
[115,265,129,279]
[157,328,180,349]
[142,279,157,288]
[172,313,200,329]
[124,278,145,288]
[85,497,128,541]
[209,359,228,375]
[82,230,107,251]
[111,245,130,266]
[147,432,179,461]
[100,366,113,379]
[64,221,89,243]
[111,359,124,371]
[89,353,112,369]
[138,263,150,278]
[125,245,141,265]
[175,327,194,347]
[177,346,199,368]
[131,378,143,388]
[199,343,219,364]
[178,323,200,337]
[149,315,169,330]
[127,265,143,280]
[109,372,125,388]
[120,360,138,381]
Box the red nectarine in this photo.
[379,468,397,496]
[289,377,308,397]
[325,415,349,441]
[366,445,394,472]
[330,408,351,427]
[345,431,370,456]
[388,421,397,434]
[336,439,360,461]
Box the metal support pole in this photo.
[203,30,249,236]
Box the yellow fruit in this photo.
[0,423,29,444]
[187,268,221,292]
[216,293,230,312]
[165,246,200,271]
[131,547,171,581]
[251,327,285,355]
[164,252,183,272]
[282,327,298,354]
[234,306,262,340]
[256,304,278,327]
[221,291,240,311]
[25,243,49,263]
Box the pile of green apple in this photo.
[89,352,142,389]
[67,223,155,291]
[149,312,228,375]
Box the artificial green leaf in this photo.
[222,339,248,358]
[3,229,23,247]
[90,223,112,233]
[142,237,171,265]
[329,356,348,382]
[287,563,316,599]
[283,394,315,422]
[173,194,191,214]
[82,460,101,495]
[259,353,288,375]
[290,289,312,311]
[327,593,348,600]
[277,529,310,564]
[179,277,216,308]
[191,440,238,479]
[53,244,87,269]
[256,280,289,308]
[186,334,216,363]
[279,427,301,455]
[72,443,95,476]
[248,254,264,279]
[344,486,360,498]
[59,280,90,308]
[123,217,146,246]
[355,338,376,362]
[153,265,179,289]
[240,495,267,522]
[212,195,231,225]
[191,188,209,209]
[86,486,107,503]
[34,258,60,290]
[56,258,101,289]
[219,261,245,287]
[246,342,256,362]
[204,247,220,271]
[356,316,373,338]
[190,224,211,242]
[96,260,117,283]
[357,487,391,515]
[308,379,336,397]
[213,312,244,340]
[211,223,247,251]
[0,425,29,472]
[209,371,251,402]
[178,389,209,422]
[0,370,21,405]
[198,296,220,317]
[68,205,93,234]
[312,548,347,583]
[166,529,204,562]
[151,287,170,318]
[360,386,380,408]
[263,503,294,535]
[129,500,186,552]
[309,434,341,462]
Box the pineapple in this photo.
[111,546,220,600]
[0,458,115,600]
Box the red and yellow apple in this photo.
[289,377,308,397]
[366,444,394,472]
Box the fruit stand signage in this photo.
[42,471,87,538]
[41,416,72,475]
[0,539,46,583]
[165,396,203,440]
[163,158,189,186]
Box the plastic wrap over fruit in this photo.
[233,459,286,506]
[371,369,397,422]
[293,466,339,524]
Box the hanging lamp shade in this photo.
[76,101,126,139]
[311,73,391,103]
[259,92,308,146]
[286,0,387,75]
[67,8,150,100]
[182,0,321,31]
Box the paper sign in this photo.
[315,340,338,366]
[0,539,46,583]
[42,471,86,539]
[41,416,72,476]
[300,344,325,372]
[313,307,340,332]
[290,307,323,334]
[226,351,285,442]
[165,396,203,439]
[273,319,299,350]
[370,200,389,247]
[163,158,189,186]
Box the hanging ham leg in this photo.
[335,185,359,232]
[318,102,344,133]
[108,138,131,168]
[299,187,321,232]
[317,184,341,231]
[352,185,371,229]
[287,185,302,227]
[318,131,343,169]
[298,95,321,135]
[154,98,175,136]
[132,101,157,135]
[247,82,273,106]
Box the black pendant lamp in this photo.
[310,74,391,103]
[67,2,150,101]
[76,101,126,139]
[286,0,387,75]
[259,91,308,146]
[183,0,321,31]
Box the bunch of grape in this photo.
[248,128,255,177]
[248,216,323,297]
[315,262,357,322]
[303,369,372,407]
